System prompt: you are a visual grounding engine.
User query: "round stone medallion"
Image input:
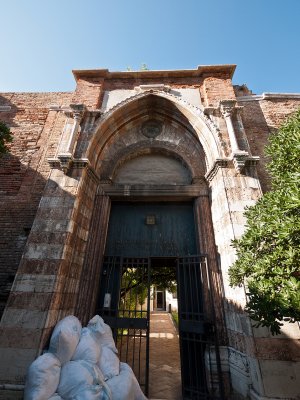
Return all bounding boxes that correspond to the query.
[141,119,163,139]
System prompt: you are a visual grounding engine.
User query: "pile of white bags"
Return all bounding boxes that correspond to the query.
[24,315,147,400]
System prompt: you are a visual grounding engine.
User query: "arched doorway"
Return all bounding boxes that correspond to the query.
[76,93,226,399]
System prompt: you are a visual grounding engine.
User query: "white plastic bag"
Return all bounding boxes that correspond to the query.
[24,353,61,400]
[57,359,111,400]
[97,316,118,353]
[49,395,62,400]
[98,345,120,380]
[71,383,112,400]
[106,362,147,400]
[87,315,107,340]
[49,315,82,364]
[72,327,101,364]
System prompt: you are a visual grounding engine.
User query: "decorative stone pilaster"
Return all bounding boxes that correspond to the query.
[55,104,86,172]
[48,105,102,174]
[219,100,250,173]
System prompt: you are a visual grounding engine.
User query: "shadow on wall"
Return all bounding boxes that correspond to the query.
[0,94,40,318]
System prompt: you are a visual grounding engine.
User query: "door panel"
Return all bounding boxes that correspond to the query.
[105,203,197,257]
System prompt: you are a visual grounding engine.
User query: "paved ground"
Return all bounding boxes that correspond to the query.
[149,312,182,400]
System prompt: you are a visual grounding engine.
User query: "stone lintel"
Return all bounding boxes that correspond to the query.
[100,183,208,199]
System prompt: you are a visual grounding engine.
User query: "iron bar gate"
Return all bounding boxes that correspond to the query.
[98,256,150,396]
[98,255,224,399]
[177,255,224,400]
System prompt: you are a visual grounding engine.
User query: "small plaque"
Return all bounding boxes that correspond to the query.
[141,120,162,139]
[146,215,156,225]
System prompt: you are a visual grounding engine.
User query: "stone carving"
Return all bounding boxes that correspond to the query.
[220,100,236,119]
[228,347,250,375]
[141,119,163,138]
[94,90,220,142]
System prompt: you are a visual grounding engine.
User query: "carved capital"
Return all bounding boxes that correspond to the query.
[57,153,73,173]
[48,156,93,174]
[70,103,87,121]
[219,100,237,118]
[64,103,87,120]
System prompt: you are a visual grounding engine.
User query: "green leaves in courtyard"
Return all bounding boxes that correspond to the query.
[229,109,300,334]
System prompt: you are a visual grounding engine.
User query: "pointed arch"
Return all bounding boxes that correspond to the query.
[86,91,222,176]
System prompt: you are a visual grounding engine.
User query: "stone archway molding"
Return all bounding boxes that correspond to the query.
[87,90,224,175]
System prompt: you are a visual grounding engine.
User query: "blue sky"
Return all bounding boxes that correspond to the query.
[1,0,299,94]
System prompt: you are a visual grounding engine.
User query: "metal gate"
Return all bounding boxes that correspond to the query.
[97,256,223,399]
[177,256,224,400]
[98,256,150,396]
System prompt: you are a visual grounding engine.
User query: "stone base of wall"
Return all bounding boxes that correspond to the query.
[0,387,24,400]
[229,348,251,398]
[249,388,294,400]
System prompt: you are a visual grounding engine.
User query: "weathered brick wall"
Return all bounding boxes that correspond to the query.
[237,97,300,192]
[0,92,72,317]
[201,75,236,107]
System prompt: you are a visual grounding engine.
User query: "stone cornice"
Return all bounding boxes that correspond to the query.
[49,105,101,118]
[72,64,236,81]
[237,93,300,102]
[205,155,260,181]
[205,159,230,182]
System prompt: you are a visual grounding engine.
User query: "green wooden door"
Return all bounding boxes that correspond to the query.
[104,202,197,257]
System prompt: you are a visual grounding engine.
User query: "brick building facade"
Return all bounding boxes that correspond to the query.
[0,65,299,399]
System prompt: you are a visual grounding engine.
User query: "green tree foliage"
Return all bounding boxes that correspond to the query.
[229,110,300,334]
[0,121,12,154]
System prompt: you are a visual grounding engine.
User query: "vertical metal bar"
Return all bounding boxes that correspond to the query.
[205,256,225,400]
[145,257,150,396]
[193,258,200,395]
